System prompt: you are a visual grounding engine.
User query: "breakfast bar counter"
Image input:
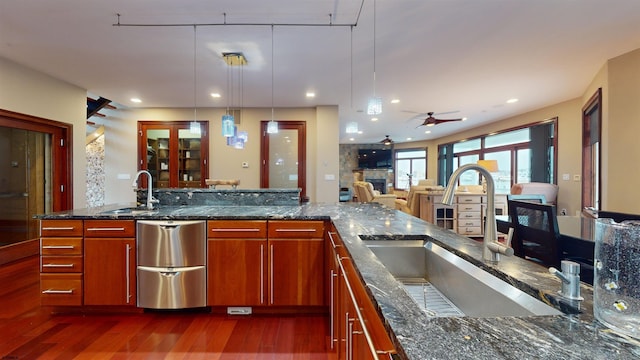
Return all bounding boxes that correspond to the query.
[38,202,640,359]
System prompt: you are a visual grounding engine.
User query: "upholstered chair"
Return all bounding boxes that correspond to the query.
[354,181,397,208]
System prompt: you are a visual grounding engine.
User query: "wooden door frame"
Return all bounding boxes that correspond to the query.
[260,121,307,200]
[0,109,72,211]
[581,88,602,209]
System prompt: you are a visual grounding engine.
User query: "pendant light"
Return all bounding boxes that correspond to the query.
[222,52,235,137]
[190,25,201,134]
[267,25,279,134]
[367,0,382,115]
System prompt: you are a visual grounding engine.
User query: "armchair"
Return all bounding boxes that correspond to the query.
[353,181,397,208]
[510,182,559,205]
[395,179,442,217]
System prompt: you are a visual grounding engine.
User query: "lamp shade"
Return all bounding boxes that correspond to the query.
[477,159,499,172]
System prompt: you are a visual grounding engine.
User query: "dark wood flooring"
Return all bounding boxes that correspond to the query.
[0,256,336,359]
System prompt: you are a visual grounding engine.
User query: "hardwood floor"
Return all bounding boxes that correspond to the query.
[0,256,336,359]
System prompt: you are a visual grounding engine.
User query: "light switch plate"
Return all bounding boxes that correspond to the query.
[324,174,336,181]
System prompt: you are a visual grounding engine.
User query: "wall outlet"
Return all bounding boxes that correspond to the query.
[241,162,249,168]
[573,174,581,181]
[562,173,570,181]
[561,208,567,216]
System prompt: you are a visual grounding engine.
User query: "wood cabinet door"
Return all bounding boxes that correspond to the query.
[207,239,267,306]
[84,238,135,306]
[269,238,324,306]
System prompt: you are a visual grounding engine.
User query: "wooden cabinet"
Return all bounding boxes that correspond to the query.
[336,256,396,360]
[207,220,325,308]
[268,220,324,306]
[138,121,209,189]
[207,220,268,306]
[40,219,84,306]
[83,220,136,306]
[420,193,487,237]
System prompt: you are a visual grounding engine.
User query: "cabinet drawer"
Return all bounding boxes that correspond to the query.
[84,220,135,237]
[456,196,482,204]
[208,220,267,238]
[457,219,481,227]
[41,256,83,273]
[40,273,83,306]
[40,220,83,237]
[458,226,482,235]
[41,238,83,255]
[457,203,482,212]
[457,211,481,220]
[268,220,324,238]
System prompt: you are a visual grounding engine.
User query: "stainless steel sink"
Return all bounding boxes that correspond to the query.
[100,207,157,216]
[365,240,562,317]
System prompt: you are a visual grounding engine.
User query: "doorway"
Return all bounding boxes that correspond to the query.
[0,109,72,264]
[260,121,307,200]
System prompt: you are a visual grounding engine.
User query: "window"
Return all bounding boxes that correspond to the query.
[394,148,426,189]
[438,119,557,193]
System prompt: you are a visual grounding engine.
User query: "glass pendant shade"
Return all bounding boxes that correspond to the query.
[367,97,382,115]
[267,120,279,134]
[222,114,235,137]
[346,122,359,134]
[189,121,201,134]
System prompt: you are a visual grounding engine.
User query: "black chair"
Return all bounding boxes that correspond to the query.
[508,200,562,268]
[597,211,640,223]
[506,194,547,204]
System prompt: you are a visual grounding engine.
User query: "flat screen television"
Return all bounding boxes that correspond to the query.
[358,149,392,169]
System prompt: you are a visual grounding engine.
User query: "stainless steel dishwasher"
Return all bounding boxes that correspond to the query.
[137,220,206,309]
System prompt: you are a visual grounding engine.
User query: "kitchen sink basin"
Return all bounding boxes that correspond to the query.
[365,240,562,318]
[100,207,157,216]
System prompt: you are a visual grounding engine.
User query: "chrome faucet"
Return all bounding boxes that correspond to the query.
[549,260,584,301]
[132,170,159,209]
[441,163,514,263]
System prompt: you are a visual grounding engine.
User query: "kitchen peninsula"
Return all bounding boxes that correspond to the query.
[37,201,640,359]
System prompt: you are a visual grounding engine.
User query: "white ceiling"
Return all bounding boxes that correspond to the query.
[2,0,640,144]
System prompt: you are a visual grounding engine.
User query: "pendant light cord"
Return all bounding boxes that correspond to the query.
[193,25,197,122]
[372,0,377,97]
[271,25,274,120]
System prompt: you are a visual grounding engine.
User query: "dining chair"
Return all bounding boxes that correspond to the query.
[508,200,562,268]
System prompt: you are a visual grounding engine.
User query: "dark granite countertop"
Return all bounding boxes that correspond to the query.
[37,202,640,359]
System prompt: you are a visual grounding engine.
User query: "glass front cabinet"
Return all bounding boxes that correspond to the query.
[138,121,209,189]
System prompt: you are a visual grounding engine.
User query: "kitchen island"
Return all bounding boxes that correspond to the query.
[37,202,640,359]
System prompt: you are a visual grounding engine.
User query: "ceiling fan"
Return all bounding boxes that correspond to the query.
[416,112,463,127]
[380,135,393,145]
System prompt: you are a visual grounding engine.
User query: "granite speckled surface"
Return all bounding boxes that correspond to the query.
[37,202,640,359]
[136,188,301,206]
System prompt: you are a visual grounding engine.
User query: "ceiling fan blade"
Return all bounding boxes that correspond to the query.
[433,118,463,125]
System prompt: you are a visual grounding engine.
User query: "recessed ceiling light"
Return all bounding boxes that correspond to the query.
[424,130,431,134]
[462,117,468,121]
[390,99,400,104]
[349,137,355,141]
[306,92,315,98]
[131,98,142,103]
[371,117,378,121]
[406,137,412,141]
[358,131,363,134]
[506,98,519,104]
[211,93,221,98]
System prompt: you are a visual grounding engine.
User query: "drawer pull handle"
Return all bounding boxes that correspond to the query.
[86,227,125,231]
[42,289,74,294]
[275,229,317,232]
[42,245,74,249]
[42,227,75,231]
[211,228,261,232]
[43,263,74,268]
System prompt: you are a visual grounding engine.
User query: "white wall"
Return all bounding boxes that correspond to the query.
[102,105,340,204]
[0,57,87,208]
